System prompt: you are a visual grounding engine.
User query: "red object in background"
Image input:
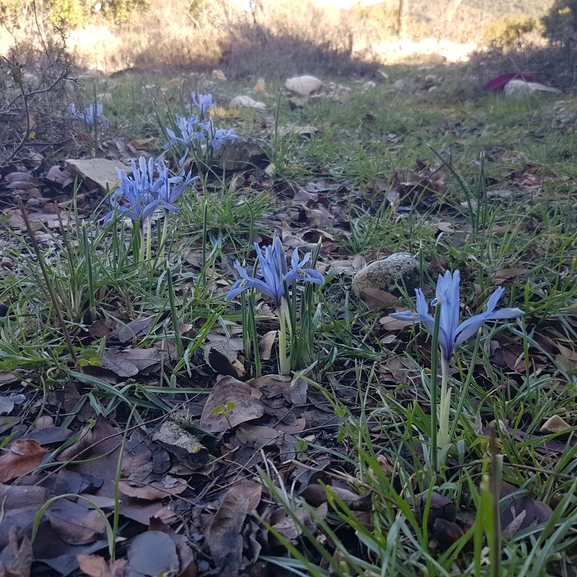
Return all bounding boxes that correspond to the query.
[483,73,535,91]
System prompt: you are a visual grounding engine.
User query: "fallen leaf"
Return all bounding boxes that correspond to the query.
[492,268,530,283]
[0,527,32,577]
[540,415,571,434]
[0,439,47,482]
[127,531,178,576]
[45,499,107,545]
[200,377,264,433]
[360,288,398,310]
[259,330,277,361]
[379,315,415,331]
[499,481,552,531]
[208,348,241,378]
[101,348,160,378]
[77,554,127,577]
[208,480,262,573]
[285,75,325,96]
[116,316,156,343]
[118,477,188,500]
[45,165,75,188]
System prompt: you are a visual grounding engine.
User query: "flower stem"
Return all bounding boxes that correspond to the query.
[159,211,169,261]
[278,298,290,375]
[145,217,152,262]
[437,356,451,461]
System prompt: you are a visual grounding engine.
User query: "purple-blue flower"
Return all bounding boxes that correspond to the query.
[391,270,524,360]
[104,157,194,225]
[199,119,239,151]
[191,93,214,119]
[147,165,199,214]
[225,236,324,306]
[69,102,109,129]
[166,115,205,167]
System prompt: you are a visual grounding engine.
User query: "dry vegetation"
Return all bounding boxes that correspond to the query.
[0,0,563,78]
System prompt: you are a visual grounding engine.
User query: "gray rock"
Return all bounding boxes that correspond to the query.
[66,158,131,194]
[213,135,268,171]
[352,253,420,297]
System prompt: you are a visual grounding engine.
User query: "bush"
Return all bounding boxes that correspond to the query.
[484,15,540,47]
[542,0,577,43]
[0,0,147,33]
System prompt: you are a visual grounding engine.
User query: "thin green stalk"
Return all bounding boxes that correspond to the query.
[201,178,209,286]
[82,222,96,323]
[438,356,451,457]
[248,289,261,377]
[137,224,145,264]
[429,301,442,473]
[489,425,502,577]
[158,212,169,261]
[450,332,482,440]
[165,263,184,359]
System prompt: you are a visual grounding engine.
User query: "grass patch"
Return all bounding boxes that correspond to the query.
[1,60,577,574]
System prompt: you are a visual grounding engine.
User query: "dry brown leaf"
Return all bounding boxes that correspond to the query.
[0,439,47,482]
[259,330,277,360]
[199,377,264,433]
[77,554,127,577]
[45,499,107,545]
[0,527,32,577]
[208,480,262,573]
[492,268,530,283]
[118,478,188,500]
[540,415,571,434]
[360,288,398,310]
[379,315,414,331]
[557,343,577,361]
[500,481,553,531]
[116,316,156,343]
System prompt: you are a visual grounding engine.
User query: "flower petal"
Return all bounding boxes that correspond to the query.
[485,286,505,312]
[225,261,274,302]
[454,306,524,347]
[286,267,324,285]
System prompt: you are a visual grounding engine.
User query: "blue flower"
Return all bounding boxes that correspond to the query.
[199,119,239,152]
[166,114,205,166]
[104,157,194,225]
[225,236,324,306]
[69,102,109,129]
[390,270,524,360]
[191,93,214,119]
[148,165,199,214]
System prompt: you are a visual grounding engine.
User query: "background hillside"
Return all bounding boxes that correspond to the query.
[0,0,570,75]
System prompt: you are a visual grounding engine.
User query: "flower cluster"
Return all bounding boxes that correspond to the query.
[391,270,524,360]
[104,156,197,226]
[225,235,324,307]
[225,234,324,375]
[69,103,109,129]
[166,93,239,167]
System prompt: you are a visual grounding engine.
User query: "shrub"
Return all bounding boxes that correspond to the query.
[484,15,540,47]
[542,0,577,43]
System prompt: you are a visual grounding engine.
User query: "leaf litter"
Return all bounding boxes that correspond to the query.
[0,67,576,577]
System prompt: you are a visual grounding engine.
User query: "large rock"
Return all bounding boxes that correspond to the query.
[352,253,420,297]
[213,135,268,171]
[285,75,325,96]
[66,158,131,194]
[229,95,267,110]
